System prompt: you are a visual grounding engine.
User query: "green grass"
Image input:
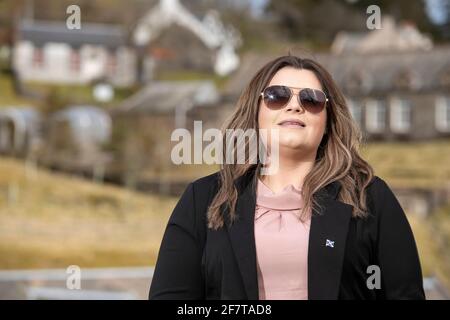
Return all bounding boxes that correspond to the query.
[0,72,136,111]
[0,73,34,107]
[25,81,136,112]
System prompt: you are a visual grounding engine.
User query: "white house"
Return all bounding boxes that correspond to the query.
[13,20,137,87]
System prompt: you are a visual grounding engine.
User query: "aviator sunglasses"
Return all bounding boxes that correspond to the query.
[260,85,329,113]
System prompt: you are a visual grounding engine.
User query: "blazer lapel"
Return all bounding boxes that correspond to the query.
[308,184,353,300]
[226,169,259,300]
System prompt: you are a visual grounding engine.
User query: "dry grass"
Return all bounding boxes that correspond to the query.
[0,157,177,269]
[143,140,450,188]
[0,139,449,274]
[141,163,219,183]
[423,204,450,289]
[360,139,450,190]
[408,209,450,290]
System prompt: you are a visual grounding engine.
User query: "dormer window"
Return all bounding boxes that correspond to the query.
[393,69,421,90]
[345,70,372,94]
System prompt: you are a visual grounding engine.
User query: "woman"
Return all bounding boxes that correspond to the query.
[149,55,425,300]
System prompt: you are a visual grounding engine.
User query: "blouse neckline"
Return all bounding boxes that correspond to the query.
[256,178,304,211]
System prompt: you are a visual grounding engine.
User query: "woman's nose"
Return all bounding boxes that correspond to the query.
[285,96,304,113]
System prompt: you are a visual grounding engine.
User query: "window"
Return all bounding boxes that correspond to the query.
[69,50,80,73]
[365,100,386,133]
[348,99,363,128]
[390,98,412,133]
[345,71,372,94]
[32,47,44,69]
[394,69,421,90]
[439,66,450,88]
[107,52,117,75]
[435,96,450,132]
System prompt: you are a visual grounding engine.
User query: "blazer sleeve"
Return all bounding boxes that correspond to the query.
[372,177,426,300]
[149,182,205,299]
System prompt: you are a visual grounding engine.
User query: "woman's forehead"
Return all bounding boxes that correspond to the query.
[268,67,323,91]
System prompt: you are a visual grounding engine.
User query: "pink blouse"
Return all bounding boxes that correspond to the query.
[254,178,311,300]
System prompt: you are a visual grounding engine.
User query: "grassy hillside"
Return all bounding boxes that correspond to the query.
[360,140,450,190]
[0,73,135,111]
[141,139,450,188]
[0,73,34,107]
[408,207,450,290]
[0,157,177,269]
[0,139,449,291]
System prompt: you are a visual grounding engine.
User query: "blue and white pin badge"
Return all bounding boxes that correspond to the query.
[325,239,335,248]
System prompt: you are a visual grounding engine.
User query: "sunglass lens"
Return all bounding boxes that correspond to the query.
[263,86,291,109]
[299,88,326,113]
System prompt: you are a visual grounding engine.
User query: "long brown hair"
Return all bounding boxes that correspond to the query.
[207,55,374,230]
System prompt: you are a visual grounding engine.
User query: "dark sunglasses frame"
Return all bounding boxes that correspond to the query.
[260,85,329,113]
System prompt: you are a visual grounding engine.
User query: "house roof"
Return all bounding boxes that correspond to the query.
[224,47,450,98]
[315,46,450,94]
[331,16,433,55]
[50,105,112,145]
[17,20,128,49]
[115,80,220,114]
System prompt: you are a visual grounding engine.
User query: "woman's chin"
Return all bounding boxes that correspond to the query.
[278,139,308,151]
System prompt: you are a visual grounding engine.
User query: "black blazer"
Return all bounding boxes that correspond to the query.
[149,168,425,300]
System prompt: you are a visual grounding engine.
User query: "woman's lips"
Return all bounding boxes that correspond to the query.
[278,119,306,128]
